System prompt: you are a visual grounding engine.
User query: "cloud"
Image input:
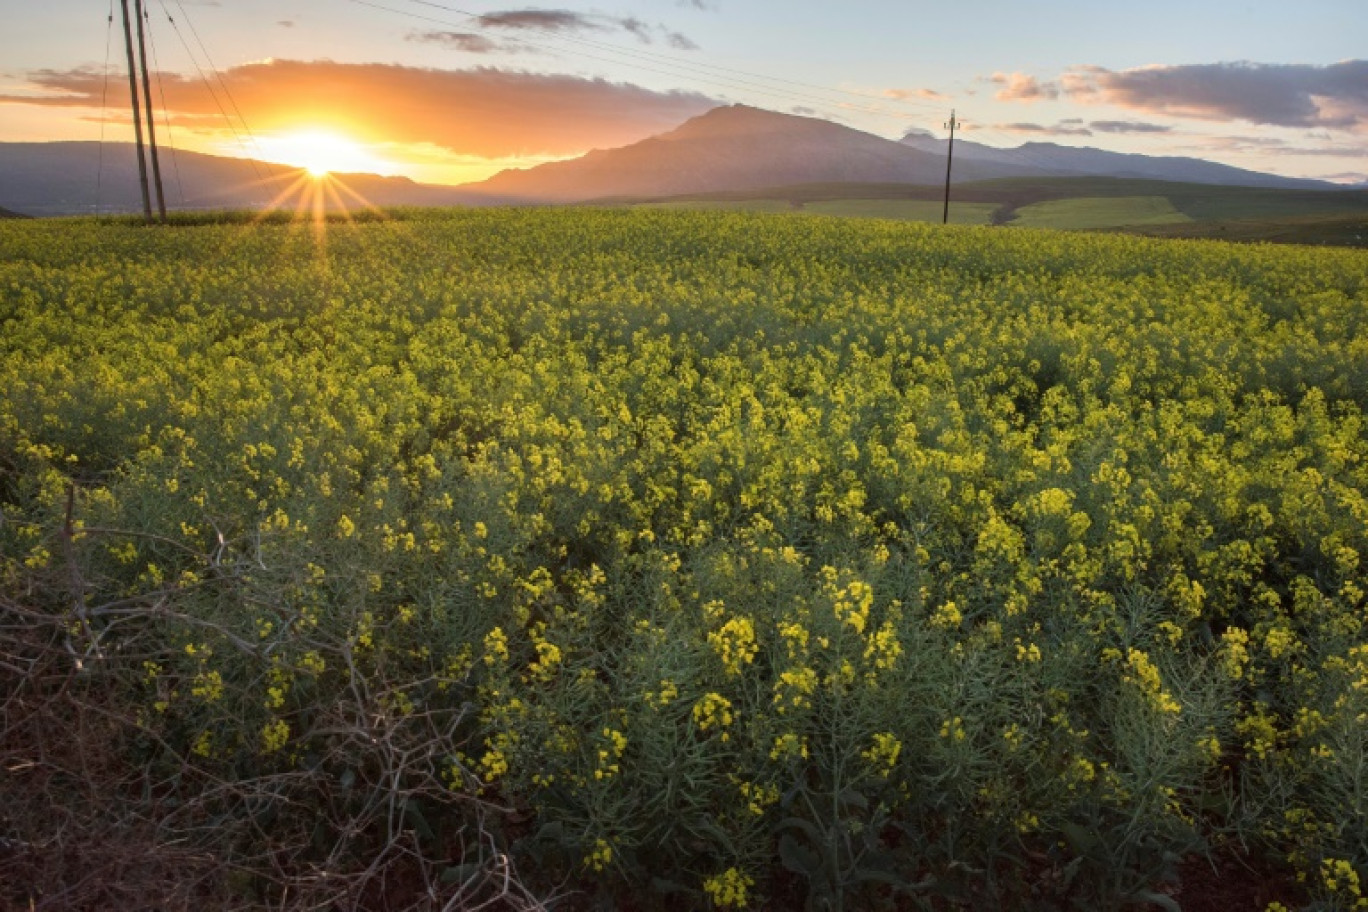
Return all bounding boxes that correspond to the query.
[1089,119,1172,134]
[408,31,517,54]
[6,61,718,158]
[476,9,595,31]
[1063,60,1368,129]
[997,121,1093,137]
[476,8,698,46]
[990,72,1059,103]
[885,87,947,102]
[1193,134,1368,158]
[277,20,294,28]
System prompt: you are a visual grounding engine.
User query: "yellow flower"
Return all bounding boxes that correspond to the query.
[585,838,613,872]
[693,693,734,739]
[770,732,808,761]
[861,732,902,777]
[483,626,510,665]
[1123,648,1181,716]
[260,718,290,754]
[772,666,817,712]
[708,616,759,676]
[703,867,754,908]
[930,601,962,631]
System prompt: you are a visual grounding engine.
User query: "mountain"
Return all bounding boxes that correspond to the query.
[4,108,1339,216]
[458,105,1055,203]
[0,206,28,218]
[898,132,1330,190]
[0,142,496,216]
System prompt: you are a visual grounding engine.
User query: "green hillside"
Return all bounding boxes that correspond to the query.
[626,177,1368,245]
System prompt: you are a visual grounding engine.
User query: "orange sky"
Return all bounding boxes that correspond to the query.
[2,1,1365,186]
[9,60,716,184]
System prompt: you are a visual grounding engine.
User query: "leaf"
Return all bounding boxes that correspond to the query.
[403,800,435,841]
[779,832,822,877]
[650,877,688,894]
[440,863,482,885]
[836,788,869,812]
[1130,891,1182,912]
[779,816,825,845]
[1059,821,1100,857]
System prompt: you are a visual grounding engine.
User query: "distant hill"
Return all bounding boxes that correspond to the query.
[458,105,1056,203]
[0,205,28,218]
[4,107,1342,216]
[898,132,1331,191]
[0,142,496,216]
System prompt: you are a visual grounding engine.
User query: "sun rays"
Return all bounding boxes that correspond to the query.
[241,131,391,246]
[255,130,393,179]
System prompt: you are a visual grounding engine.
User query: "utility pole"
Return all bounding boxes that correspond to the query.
[119,0,153,222]
[134,0,166,221]
[941,109,958,225]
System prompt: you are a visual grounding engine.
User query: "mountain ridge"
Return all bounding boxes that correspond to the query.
[0,106,1343,216]
[897,131,1329,191]
[0,141,498,216]
[458,104,1056,202]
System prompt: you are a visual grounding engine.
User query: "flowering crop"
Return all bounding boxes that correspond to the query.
[3,208,1368,908]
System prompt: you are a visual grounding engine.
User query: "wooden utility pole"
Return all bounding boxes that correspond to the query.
[134,0,167,221]
[941,109,958,225]
[119,0,153,222]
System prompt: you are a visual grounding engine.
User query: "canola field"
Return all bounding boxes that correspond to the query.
[3,209,1368,910]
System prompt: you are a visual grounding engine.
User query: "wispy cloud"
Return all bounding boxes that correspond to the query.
[1089,120,1172,134]
[1063,60,1368,130]
[477,9,594,32]
[407,31,520,54]
[5,61,718,158]
[1190,134,1368,158]
[996,121,1093,137]
[476,8,699,47]
[990,72,1060,103]
[885,87,947,102]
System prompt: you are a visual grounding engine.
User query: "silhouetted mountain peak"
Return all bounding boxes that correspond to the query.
[660,104,839,141]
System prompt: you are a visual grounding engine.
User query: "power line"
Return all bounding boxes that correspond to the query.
[144,0,186,207]
[172,0,279,176]
[153,0,267,180]
[119,0,153,221]
[135,0,168,220]
[404,0,948,115]
[342,0,944,129]
[96,0,115,217]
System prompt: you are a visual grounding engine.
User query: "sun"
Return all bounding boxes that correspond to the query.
[256,129,391,178]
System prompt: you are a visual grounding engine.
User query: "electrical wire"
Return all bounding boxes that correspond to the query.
[171,0,273,170]
[413,0,949,114]
[406,0,948,115]
[152,0,264,180]
[95,0,115,217]
[342,0,944,129]
[144,2,186,206]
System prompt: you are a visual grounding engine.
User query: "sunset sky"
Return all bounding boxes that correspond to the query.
[3,0,1366,185]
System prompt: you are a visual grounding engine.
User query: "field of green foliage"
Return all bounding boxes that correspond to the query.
[3,209,1368,910]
